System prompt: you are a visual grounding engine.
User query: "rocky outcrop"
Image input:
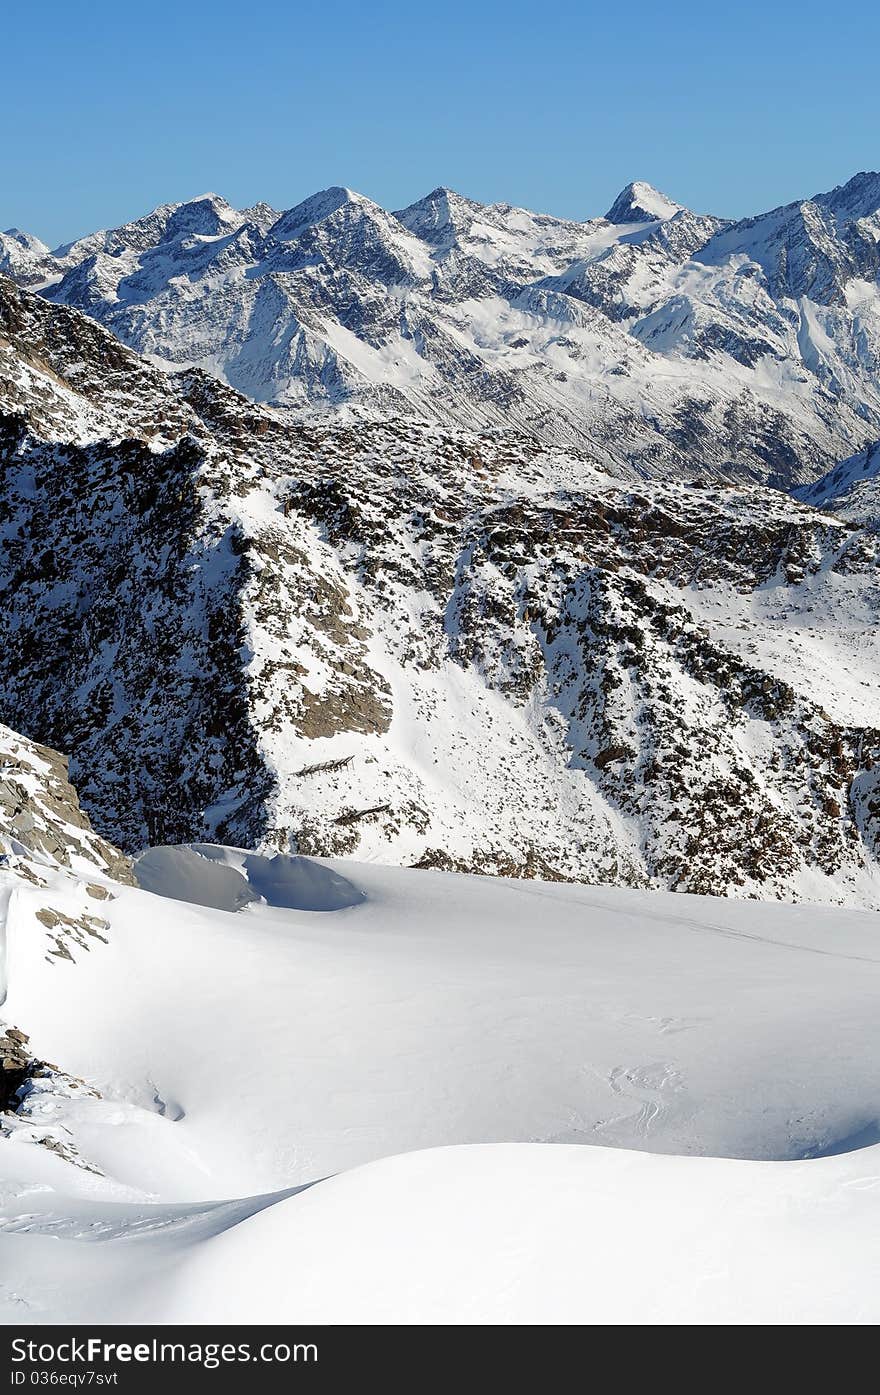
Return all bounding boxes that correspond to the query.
[0,724,132,883]
[0,1027,32,1111]
[0,732,124,1155]
[0,1024,104,1174]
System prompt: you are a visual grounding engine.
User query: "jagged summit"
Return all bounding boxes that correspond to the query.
[267,185,374,242]
[47,192,240,265]
[0,227,56,286]
[161,193,240,240]
[813,169,880,220]
[3,226,48,248]
[604,180,685,224]
[241,199,281,232]
[393,186,485,243]
[399,184,471,209]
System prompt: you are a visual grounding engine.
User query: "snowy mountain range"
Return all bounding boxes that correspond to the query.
[2,270,880,905]
[6,170,880,487]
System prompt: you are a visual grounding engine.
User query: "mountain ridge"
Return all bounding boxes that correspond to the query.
[2,273,880,904]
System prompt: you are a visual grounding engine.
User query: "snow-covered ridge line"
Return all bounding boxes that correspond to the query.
[794,438,880,526]
[2,275,880,904]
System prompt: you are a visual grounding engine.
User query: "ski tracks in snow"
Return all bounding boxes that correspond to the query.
[595,1061,685,1140]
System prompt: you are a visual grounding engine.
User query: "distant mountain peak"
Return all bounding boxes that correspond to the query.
[394,186,485,245]
[241,200,281,233]
[813,169,880,221]
[605,181,684,224]
[267,186,374,243]
[0,226,54,285]
[163,193,240,240]
[3,226,47,249]
[418,185,479,210]
[179,190,228,206]
[7,166,880,501]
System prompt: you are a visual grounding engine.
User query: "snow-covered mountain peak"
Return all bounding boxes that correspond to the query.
[393,186,487,246]
[0,228,56,286]
[694,177,880,307]
[161,192,241,241]
[260,185,436,292]
[267,185,375,243]
[48,192,242,269]
[51,204,176,262]
[605,180,685,224]
[2,227,48,252]
[241,199,281,233]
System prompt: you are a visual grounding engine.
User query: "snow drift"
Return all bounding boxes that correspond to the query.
[135,844,365,913]
[3,1141,880,1325]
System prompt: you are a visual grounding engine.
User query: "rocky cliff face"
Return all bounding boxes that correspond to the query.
[8,171,880,489]
[2,274,879,904]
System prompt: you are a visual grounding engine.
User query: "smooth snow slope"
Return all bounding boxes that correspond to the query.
[4,1142,880,1325]
[5,852,880,1188]
[2,852,879,1323]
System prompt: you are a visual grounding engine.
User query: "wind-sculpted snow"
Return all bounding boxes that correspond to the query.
[1,275,880,904]
[5,1141,880,1324]
[9,170,880,486]
[6,858,880,1180]
[134,845,258,912]
[135,844,364,912]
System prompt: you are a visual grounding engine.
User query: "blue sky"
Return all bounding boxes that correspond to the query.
[4,0,879,246]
